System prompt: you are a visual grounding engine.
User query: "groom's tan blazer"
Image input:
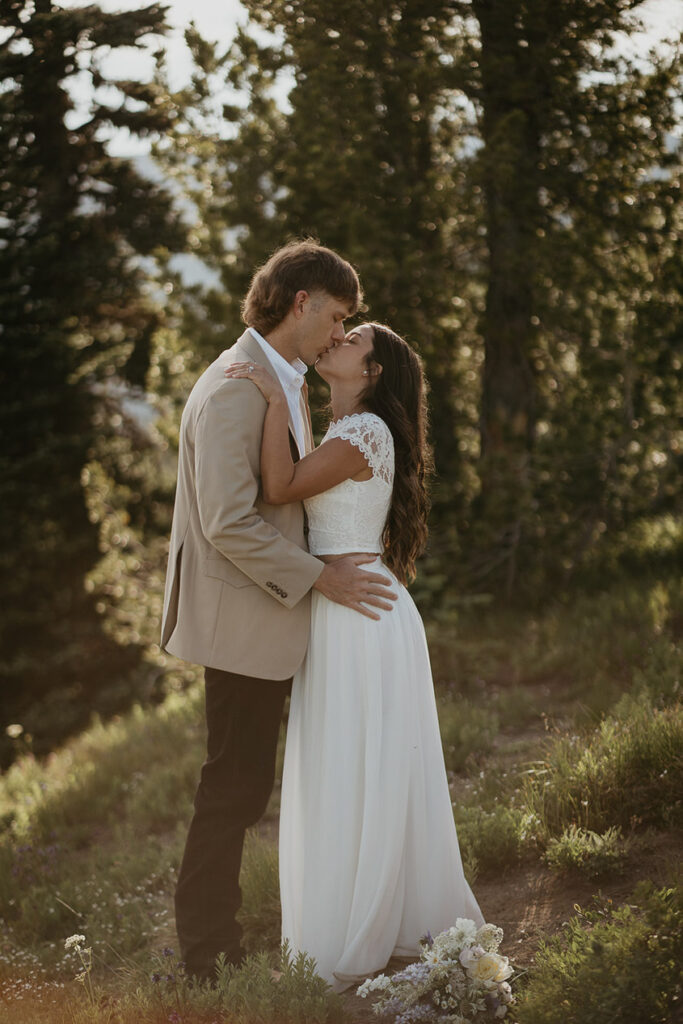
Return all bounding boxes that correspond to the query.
[161,329,324,679]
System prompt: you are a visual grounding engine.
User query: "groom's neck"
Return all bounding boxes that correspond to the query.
[262,322,299,364]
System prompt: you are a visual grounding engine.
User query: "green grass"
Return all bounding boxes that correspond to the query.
[0,690,207,960]
[0,569,681,1020]
[437,694,500,772]
[0,943,346,1024]
[519,690,683,841]
[428,572,682,722]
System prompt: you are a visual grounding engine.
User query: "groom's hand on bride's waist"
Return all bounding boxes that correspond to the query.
[313,556,398,620]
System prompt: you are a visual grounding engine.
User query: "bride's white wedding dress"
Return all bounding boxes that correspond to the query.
[279,411,484,992]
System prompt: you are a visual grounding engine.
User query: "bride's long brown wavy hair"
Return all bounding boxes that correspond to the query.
[359,323,433,584]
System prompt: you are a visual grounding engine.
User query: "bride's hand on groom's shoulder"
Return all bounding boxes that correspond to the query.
[224,362,285,406]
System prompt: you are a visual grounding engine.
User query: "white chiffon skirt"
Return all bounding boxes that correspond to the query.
[279,558,485,992]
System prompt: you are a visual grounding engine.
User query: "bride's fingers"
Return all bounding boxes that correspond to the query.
[224,363,256,374]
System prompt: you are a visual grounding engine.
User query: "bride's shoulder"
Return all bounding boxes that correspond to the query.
[327,410,391,437]
[325,412,394,480]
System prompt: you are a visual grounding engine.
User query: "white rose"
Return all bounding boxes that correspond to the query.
[466,952,512,986]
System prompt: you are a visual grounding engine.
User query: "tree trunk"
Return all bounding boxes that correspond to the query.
[471,0,540,595]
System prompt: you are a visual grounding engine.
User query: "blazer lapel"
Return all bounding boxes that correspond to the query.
[231,330,301,456]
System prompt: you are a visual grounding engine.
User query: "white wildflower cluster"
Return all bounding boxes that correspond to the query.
[64,934,86,951]
[473,924,504,953]
[357,974,393,997]
[431,919,479,959]
[357,919,516,1023]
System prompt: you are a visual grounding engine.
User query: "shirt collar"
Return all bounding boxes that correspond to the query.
[248,327,306,391]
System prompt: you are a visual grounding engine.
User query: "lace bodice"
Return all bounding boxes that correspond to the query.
[304,412,394,556]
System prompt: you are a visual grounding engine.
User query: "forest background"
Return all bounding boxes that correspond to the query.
[1,0,681,764]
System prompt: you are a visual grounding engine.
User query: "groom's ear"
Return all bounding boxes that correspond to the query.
[293,289,310,319]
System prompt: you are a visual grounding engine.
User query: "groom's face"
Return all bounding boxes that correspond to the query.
[292,290,354,366]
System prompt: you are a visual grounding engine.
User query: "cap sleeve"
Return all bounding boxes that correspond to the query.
[324,412,394,485]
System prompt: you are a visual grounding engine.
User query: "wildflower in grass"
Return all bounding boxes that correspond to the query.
[162,946,174,957]
[64,933,95,1006]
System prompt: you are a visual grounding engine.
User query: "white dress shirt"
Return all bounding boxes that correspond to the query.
[248,327,307,457]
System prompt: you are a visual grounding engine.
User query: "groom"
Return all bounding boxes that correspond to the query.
[160,239,396,982]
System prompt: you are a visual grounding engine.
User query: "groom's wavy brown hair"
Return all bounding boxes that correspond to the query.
[242,239,364,334]
[360,324,433,585]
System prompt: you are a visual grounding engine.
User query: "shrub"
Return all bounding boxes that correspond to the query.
[211,943,347,1023]
[515,879,683,1024]
[543,823,632,879]
[454,803,537,877]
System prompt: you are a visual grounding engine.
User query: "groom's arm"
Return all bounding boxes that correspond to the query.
[195,379,323,609]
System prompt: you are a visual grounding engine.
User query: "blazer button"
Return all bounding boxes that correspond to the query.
[281,591,288,598]
[266,581,274,588]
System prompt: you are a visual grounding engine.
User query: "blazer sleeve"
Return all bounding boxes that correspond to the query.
[195,378,324,609]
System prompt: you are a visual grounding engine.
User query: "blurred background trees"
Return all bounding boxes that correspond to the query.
[0,0,185,753]
[1,0,681,760]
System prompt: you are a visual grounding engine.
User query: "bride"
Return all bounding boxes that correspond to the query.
[225,322,484,991]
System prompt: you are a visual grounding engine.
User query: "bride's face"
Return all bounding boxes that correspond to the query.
[314,324,377,383]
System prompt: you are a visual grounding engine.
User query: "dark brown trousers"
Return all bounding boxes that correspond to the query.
[174,666,291,980]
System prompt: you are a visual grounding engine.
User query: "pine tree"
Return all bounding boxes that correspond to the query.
[452,0,682,593]
[0,0,184,753]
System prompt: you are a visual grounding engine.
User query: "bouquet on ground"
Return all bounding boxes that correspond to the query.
[357,918,517,1023]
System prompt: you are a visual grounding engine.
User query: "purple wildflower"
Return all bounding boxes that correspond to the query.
[391,962,433,986]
